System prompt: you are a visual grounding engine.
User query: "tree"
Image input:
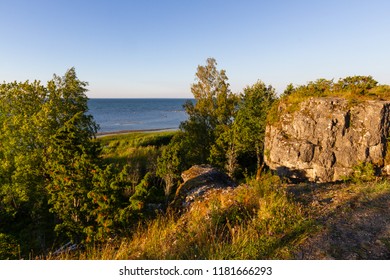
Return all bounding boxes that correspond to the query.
[44,69,101,243]
[156,137,182,200]
[335,75,378,94]
[282,83,295,97]
[45,112,100,242]
[180,58,238,166]
[0,68,101,255]
[0,80,53,254]
[209,125,238,177]
[234,81,277,179]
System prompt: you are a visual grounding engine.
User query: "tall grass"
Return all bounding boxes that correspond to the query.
[98,131,176,149]
[95,131,177,187]
[80,174,314,260]
[49,175,390,260]
[98,131,175,164]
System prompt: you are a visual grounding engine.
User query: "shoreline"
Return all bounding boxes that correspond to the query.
[96,127,178,138]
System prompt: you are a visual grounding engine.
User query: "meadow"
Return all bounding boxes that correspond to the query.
[98,130,176,166]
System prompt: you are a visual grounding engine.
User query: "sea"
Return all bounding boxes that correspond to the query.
[87,98,192,134]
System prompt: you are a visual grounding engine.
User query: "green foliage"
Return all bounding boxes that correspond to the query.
[282,83,295,97]
[0,68,160,256]
[88,165,121,241]
[0,68,100,256]
[209,125,238,177]
[75,132,175,243]
[156,137,183,198]
[179,58,239,166]
[268,76,390,126]
[44,89,100,243]
[208,80,277,179]
[344,162,377,183]
[86,164,143,242]
[335,76,378,94]
[0,81,49,238]
[234,81,277,178]
[130,172,163,211]
[0,233,19,259]
[99,132,174,172]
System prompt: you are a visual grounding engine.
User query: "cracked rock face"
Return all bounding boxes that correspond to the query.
[264,97,390,182]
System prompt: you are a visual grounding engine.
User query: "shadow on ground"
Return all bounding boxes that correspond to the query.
[287,181,390,259]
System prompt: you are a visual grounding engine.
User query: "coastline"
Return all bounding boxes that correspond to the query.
[96,127,178,138]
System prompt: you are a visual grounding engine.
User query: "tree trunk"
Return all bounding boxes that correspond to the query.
[256,162,265,181]
[255,146,264,181]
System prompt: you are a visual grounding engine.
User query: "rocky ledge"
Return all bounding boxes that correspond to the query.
[265,97,390,182]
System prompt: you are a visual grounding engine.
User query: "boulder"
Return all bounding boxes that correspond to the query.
[264,97,390,182]
[170,164,237,210]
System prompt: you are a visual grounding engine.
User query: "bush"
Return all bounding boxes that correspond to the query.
[350,162,377,183]
[0,233,19,259]
[267,76,390,126]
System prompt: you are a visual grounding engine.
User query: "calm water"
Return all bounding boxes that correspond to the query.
[87,98,192,133]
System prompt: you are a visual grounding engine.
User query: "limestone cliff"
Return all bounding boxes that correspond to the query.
[264,97,390,182]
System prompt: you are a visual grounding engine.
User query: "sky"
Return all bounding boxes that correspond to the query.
[1,0,389,98]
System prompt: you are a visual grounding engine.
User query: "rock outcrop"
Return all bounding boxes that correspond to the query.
[264,97,390,182]
[170,165,237,210]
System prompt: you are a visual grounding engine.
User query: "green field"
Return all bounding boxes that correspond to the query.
[98,130,176,166]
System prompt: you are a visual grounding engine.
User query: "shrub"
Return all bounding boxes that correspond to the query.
[267,76,390,126]
[0,233,19,259]
[351,162,377,183]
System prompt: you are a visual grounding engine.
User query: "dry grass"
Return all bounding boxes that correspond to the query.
[47,162,390,260]
[51,173,313,260]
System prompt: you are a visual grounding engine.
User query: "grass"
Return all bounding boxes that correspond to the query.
[98,130,176,149]
[50,174,390,260]
[51,173,315,260]
[96,130,176,167]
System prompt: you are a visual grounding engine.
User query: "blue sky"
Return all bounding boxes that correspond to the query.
[1,0,389,98]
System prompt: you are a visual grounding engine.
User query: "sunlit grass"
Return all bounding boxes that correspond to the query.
[74,174,314,260]
[48,176,390,260]
[98,130,176,149]
[96,130,176,167]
